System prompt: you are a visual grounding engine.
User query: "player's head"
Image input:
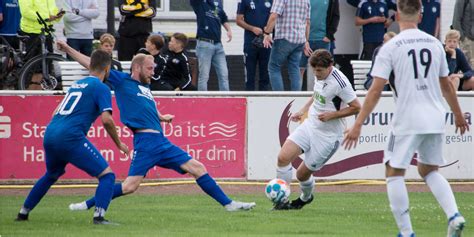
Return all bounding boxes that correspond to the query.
[89,49,112,82]
[383,31,397,43]
[169,33,188,53]
[445,29,461,50]
[131,53,156,84]
[309,49,334,80]
[145,34,165,53]
[396,0,422,23]
[99,33,116,55]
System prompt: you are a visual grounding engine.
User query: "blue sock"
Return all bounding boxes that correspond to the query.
[86,183,123,209]
[196,173,232,206]
[94,173,115,211]
[24,172,58,211]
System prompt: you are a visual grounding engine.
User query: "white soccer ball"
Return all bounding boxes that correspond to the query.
[265,178,290,204]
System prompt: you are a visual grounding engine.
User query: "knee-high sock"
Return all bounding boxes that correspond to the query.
[93,173,115,217]
[196,173,232,206]
[299,175,314,202]
[86,183,123,209]
[424,171,459,219]
[276,164,293,186]
[386,176,413,236]
[22,173,58,212]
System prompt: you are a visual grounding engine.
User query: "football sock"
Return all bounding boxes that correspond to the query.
[196,173,232,206]
[86,183,123,209]
[94,173,115,212]
[23,172,58,211]
[276,164,293,186]
[386,176,413,236]
[424,171,459,219]
[94,207,106,218]
[299,175,314,202]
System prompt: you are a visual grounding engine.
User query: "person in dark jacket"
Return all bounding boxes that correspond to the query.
[152,33,197,91]
[445,30,474,91]
[117,0,156,61]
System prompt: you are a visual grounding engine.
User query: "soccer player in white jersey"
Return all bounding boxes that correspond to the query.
[342,0,470,236]
[273,49,361,210]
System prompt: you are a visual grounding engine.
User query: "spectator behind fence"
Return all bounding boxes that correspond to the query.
[299,0,340,80]
[0,0,21,50]
[190,0,231,91]
[135,34,167,89]
[263,0,311,91]
[99,33,122,72]
[453,0,474,67]
[63,0,100,58]
[153,33,196,91]
[117,0,156,61]
[445,30,474,91]
[236,0,272,91]
[18,0,64,60]
[364,31,396,91]
[418,0,440,38]
[355,0,389,60]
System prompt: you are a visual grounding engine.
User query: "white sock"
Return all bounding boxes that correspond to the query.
[424,171,459,219]
[19,207,30,215]
[94,207,106,218]
[276,164,293,186]
[299,176,314,202]
[386,176,413,236]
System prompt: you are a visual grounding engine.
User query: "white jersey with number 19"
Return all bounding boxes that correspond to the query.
[371,28,450,135]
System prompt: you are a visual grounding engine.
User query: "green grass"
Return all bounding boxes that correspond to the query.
[1,193,473,237]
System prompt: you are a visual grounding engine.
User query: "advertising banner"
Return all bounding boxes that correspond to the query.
[247,96,474,180]
[0,96,247,180]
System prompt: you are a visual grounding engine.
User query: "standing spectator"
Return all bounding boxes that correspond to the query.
[355,0,389,60]
[0,0,21,49]
[444,30,474,91]
[99,33,122,72]
[263,0,311,91]
[63,0,100,58]
[117,0,156,61]
[453,0,474,67]
[190,0,231,91]
[18,0,64,59]
[418,0,440,38]
[236,0,272,91]
[299,0,340,80]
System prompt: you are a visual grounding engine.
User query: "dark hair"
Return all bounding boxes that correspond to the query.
[309,49,334,68]
[89,49,112,72]
[148,34,165,50]
[172,32,188,48]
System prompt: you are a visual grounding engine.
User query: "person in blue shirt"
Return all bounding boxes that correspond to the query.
[236,0,272,91]
[355,0,389,60]
[190,0,231,91]
[57,41,257,212]
[0,0,21,49]
[15,50,130,225]
[418,0,440,38]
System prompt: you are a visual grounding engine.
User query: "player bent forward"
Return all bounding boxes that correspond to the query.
[273,49,361,210]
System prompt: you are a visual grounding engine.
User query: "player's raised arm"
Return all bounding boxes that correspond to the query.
[57,40,91,69]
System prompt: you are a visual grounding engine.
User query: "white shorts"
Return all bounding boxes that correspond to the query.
[287,121,341,171]
[383,131,445,169]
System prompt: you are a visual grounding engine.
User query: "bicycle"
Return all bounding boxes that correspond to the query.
[0,12,67,90]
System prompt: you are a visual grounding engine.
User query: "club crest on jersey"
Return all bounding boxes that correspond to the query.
[137,85,154,101]
[432,7,437,13]
[265,1,271,8]
[313,91,326,105]
[172,58,180,64]
[379,7,385,13]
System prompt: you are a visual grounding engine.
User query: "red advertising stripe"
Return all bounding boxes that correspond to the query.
[0,96,246,180]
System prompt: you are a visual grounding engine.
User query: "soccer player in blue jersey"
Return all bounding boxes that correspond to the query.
[57,41,256,212]
[15,50,130,224]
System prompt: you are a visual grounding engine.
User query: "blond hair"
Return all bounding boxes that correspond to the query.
[445,30,461,41]
[385,31,397,40]
[131,53,154,71]
[100,33,116,45]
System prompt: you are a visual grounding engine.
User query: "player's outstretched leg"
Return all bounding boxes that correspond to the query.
[16,171,61,221]
[92,172,116,225]
[70,183,124,211]
[290,175,314,210]
[386,176,414,237]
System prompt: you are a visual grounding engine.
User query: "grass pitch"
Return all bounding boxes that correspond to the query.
[1,192,473,237]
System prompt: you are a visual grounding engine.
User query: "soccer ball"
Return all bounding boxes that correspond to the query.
[265,178,290,204]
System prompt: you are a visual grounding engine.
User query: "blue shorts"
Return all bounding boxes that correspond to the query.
[129,132,192,176]
[43,138,109,179]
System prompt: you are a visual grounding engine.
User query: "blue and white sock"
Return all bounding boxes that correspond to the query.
[94,173,115,213]
[196,173,232,206]
[86,183,123,209]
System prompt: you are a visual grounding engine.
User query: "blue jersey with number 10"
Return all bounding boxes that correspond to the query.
[45,77,113,142]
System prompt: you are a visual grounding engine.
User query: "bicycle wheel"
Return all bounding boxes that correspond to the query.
[18,54,67,90]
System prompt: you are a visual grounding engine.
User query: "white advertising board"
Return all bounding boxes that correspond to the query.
[247,95,474,180]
